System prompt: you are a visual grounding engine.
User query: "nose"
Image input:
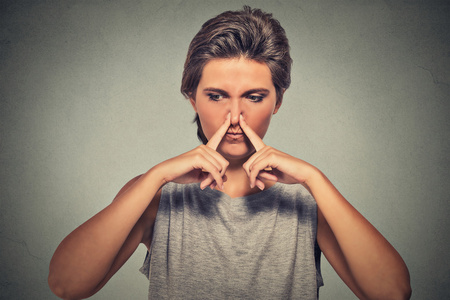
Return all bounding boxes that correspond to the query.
[229,99,242,126]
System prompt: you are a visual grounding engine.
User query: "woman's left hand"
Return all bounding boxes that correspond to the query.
[242,114,412,298]
[240,115,317,190]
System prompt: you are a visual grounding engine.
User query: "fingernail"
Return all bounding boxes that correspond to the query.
[257,182,264,190]
[227,112,231,119]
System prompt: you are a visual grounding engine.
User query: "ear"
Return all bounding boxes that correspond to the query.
[189,97,197,113]
[273,90,285,115]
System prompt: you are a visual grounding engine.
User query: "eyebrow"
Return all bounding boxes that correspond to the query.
[241,88,270,97]
[203,88,230,97]
[202,87,270,97]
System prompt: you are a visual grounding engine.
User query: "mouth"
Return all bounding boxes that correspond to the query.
[226,132,243,137]
[226,128,244,140]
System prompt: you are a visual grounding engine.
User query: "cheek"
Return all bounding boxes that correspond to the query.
[246,112,273,138]
[197,107,222,139]
[241,100,276,137]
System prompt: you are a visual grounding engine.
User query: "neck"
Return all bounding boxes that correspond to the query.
[226,155,250,169]
[219,156,275,198]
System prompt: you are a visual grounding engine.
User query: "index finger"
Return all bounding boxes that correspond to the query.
[206,113,231,150]
[239,114,265,151]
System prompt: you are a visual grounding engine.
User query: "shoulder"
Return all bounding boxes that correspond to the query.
[276,182,313,197]
[159,182,203,201]
[273,183,317,208]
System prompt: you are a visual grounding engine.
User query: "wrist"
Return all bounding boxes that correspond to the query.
[144,163,170,190]
[300,165,324,189]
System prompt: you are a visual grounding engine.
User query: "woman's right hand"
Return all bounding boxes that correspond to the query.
[156,113,230,190]
[48,117,230,299]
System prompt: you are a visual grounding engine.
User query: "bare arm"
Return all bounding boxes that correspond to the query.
[311,171,411,300]
[239,115,411,300]
[48,171,163,299]
[48,117,231,299]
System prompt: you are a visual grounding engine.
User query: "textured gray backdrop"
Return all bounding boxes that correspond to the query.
[1,0,449,299]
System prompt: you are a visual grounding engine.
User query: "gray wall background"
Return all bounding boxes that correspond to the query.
[1,0,449,299]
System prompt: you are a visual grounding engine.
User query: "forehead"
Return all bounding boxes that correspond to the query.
[199,58,275,91]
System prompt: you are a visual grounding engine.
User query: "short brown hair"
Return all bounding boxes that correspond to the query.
[181,6,292,144]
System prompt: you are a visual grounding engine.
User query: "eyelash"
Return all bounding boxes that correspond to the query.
[247,95,264,103]
[207,94,265,103]
[207,94,224,101]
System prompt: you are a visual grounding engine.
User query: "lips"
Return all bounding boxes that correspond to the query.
[226,128,244,140]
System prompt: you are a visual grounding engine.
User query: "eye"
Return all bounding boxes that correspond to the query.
[247,95,264,102]
[207,93,224,101]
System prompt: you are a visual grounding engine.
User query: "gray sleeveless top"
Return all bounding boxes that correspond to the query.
[140,182,323,299]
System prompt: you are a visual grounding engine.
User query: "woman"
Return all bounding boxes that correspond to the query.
[48,6,411,299]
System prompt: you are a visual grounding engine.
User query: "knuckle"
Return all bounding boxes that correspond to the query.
[193,153,204,160]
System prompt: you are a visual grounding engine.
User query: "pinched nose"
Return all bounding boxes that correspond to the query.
[230,114,240,125]
[229,102,243,125]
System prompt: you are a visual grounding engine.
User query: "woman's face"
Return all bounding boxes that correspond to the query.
[190,57,281,160]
